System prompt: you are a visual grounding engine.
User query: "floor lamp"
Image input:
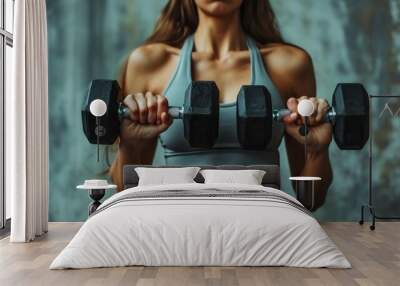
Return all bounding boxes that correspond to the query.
[359,95,400,230]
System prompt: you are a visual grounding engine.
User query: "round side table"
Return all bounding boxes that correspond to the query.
[77,182,117,216]
[289,176,322,211]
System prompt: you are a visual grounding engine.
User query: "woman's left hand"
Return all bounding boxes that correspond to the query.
[283,96,333,152]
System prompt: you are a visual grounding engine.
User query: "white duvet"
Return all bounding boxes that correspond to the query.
[50,183,350,269]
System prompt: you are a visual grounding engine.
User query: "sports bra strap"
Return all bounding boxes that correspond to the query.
[162,35,194,98]
[246,37,277,90]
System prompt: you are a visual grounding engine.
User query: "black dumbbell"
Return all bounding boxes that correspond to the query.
[237,83,369,150]
[333,83,369,149]
[82,79,219,148]
[236,85,289,149]
[296,83,370,150]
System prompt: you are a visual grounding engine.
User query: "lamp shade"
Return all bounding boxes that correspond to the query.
[89,99,107,117]
[298,99,314,117]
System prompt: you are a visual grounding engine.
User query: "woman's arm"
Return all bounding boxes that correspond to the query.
[110,138,157,192]
[110,46,171,191]
[283,49,333,210]
[285,124,333,210]
[262,45,333,210]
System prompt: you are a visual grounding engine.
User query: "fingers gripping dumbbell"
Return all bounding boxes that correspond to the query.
[82,79,219,149]
[237,83,369,150]
[293,83,370,150]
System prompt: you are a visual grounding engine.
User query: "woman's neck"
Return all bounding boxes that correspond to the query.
[194,10,246,59]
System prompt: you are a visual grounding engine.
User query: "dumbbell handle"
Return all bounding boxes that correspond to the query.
[274,106,337,137]
[274,108,336,123]
[273,109,291,121]
[119,104,184,120]
[274,98,337,124]
[116,100,337,123]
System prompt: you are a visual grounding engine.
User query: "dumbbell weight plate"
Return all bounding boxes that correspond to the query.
[332,83,369,150]
[82,80,121,144]
[237,85,273,149]
[183,81,219,148]
[83,79,220,148]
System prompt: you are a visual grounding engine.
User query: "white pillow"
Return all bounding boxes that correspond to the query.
[200,169,266,185]
[135,167,200,186]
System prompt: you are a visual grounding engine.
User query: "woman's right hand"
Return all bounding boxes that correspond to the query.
[120,92,172,143]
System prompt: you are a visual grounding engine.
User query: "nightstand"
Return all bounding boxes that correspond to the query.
[289,176,321,211]
[77,180,117,216]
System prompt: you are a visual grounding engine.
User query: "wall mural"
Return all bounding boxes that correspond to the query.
[47,0,400,221]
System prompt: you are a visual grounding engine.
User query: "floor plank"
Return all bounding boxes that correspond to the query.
[0,222,399,286]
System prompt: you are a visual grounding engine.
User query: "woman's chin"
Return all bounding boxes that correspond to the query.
[200,2,240,17]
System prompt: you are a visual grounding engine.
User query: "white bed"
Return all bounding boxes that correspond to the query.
[50,182,350,269]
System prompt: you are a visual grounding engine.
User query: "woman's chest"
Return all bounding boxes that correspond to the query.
[192,59,251,104]
[150,56,252,104]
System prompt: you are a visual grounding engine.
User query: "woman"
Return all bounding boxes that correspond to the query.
[110,0,333,210]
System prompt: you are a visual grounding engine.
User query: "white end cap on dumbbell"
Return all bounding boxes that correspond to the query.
[90,99,107,117]
[298,99,315,117]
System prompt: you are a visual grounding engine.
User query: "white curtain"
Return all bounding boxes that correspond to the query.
[7,0,49,242]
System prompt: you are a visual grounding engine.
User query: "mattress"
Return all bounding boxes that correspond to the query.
[50,183,350,269]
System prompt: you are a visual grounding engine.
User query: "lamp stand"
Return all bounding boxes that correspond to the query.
[359,95,400,230]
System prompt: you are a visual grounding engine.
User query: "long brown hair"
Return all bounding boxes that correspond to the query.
[118,0,284,92]
[144,0,284,47]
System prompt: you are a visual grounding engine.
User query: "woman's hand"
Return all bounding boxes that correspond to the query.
[120,92,172,144]
[283,96,332,152]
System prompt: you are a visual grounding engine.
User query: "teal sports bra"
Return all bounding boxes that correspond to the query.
[155,35,285,165]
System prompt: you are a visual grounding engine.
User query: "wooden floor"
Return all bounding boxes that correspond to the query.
[0,222,399,286]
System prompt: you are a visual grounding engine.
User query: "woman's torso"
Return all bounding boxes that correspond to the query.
[142,36,286,165]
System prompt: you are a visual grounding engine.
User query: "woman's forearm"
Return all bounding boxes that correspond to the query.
[110,138,157,191]
[300,149,332,209]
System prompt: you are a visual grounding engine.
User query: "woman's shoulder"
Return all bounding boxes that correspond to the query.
[126,43,180,74]
[123,43,180,92]
[259,43,313,77]
[258,43,315,99]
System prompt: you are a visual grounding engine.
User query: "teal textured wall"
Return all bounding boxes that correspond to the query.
[47,0,400,221]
